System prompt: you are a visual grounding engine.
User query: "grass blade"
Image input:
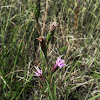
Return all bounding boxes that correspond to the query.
[88,94,100,100]
[46,80,53,100]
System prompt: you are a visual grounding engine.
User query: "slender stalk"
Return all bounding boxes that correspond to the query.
[41,0,48,36]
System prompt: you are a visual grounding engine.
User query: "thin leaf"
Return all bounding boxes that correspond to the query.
[88,94,100,100]
[46,80,53,100]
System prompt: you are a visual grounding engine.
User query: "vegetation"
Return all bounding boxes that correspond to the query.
[0,0,100,100]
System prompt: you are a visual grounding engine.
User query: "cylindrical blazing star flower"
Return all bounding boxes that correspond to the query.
[52,55,66,72]
[33,66,42,76]
[33,66,45,82]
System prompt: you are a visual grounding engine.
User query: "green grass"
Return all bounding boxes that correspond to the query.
[0,0,100,100]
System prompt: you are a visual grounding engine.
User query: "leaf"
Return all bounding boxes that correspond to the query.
[91,72,100,79]
[40,50,45,72]
[46,80,53,100]
[0,72,11,91]
[46,33,51,47]
[88,94,100,100]
[59,46,68,53]
[54,76,56,100]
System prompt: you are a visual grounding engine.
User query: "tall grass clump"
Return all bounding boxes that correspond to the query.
[0,0,100,100]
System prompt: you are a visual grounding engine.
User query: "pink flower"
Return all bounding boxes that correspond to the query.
[52,55,66,71]
[56,55,66,68]
[33,66,45,82]
[33,66,42,76]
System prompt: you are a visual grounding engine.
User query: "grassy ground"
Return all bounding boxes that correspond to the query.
[0,0,100,100]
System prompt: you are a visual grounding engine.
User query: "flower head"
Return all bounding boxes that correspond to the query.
[52,55,66,71]
[33,66,42,76]
[56,55,66,68]
[33,66,46,82]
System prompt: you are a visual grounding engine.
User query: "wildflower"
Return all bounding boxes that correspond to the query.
[34,66,45,82]
[50,22,58,31]
[56,55,66,68]
[52,55,66,71]
[34,66,42,76]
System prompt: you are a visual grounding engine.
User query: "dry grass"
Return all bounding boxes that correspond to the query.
[0,0,100,100]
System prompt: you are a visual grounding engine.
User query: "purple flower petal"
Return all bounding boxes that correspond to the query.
[56,58,60,64]
[52,55,66,72]
[34,66,42,75]
[33,71,41,76]
[33,66,45,82]
[56,55,66,68]
[59,63,66,68]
